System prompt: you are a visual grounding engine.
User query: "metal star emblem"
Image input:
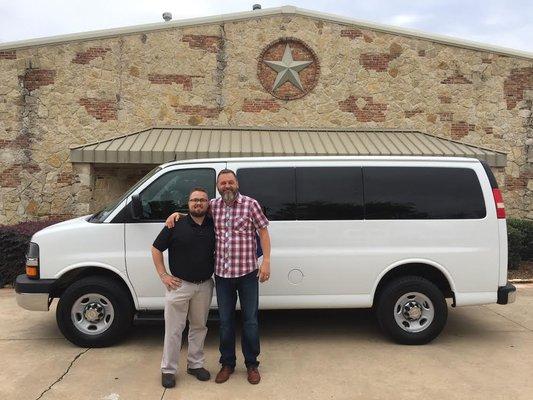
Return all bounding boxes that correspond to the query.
[263,44,313,92]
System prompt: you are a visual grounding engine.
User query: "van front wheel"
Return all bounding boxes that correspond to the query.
[376,276,447,345]
[56,276,133,347]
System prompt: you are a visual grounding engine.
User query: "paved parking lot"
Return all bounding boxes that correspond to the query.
[1,285,533,400]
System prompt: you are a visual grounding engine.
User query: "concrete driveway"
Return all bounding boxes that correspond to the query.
[1,285,533,400]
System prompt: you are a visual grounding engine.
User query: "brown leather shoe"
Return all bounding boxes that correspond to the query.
[247,366,261,384]
[215,365,234,384]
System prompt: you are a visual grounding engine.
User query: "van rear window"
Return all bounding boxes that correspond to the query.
[364,167,486,219]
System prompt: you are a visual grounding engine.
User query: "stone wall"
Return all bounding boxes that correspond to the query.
[0,14,532,223]
[91,164,153,212]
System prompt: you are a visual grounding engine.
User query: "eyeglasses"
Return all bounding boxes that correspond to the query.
[189,198,208,203]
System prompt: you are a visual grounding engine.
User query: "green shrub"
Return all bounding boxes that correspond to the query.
[507,218,533,270]
[508,218,533,260]
[0,219,63,286]
[507,223,526,270]
[0,230,30,287]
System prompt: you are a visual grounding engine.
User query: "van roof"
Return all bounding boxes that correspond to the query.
[160,156,482,169]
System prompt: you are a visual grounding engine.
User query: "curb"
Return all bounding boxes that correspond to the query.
[509,279,533,284]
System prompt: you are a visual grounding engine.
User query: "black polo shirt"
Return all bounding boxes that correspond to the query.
[152,215,215,282]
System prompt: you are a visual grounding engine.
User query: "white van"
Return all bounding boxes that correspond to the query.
[15,156,516,347]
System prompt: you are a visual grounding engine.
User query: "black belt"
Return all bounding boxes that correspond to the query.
[183,277,212,285]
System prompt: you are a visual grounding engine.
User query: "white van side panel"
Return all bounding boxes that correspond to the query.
[125,221,168,307]
[454,292,497,306]
[261,218,498,307]
[259,294,373,309]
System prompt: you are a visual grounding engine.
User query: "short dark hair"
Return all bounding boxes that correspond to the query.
[217,169,237,181]
[188,187,208,199]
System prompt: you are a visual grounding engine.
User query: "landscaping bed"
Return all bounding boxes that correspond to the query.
[508,261,533,282]
[0,219,63,287]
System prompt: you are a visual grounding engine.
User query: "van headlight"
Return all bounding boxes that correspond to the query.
[26,242,40,279]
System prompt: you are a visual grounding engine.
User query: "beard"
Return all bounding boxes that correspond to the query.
[190,208,208,217]
[221,189,237,203]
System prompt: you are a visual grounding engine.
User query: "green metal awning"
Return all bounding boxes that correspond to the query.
[70,126,507,167]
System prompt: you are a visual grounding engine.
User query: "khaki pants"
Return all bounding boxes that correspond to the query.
[161,278,214,374]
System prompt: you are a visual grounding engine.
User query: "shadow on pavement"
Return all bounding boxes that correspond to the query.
[123,306,513,348]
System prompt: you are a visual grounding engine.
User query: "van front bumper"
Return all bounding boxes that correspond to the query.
[15,274,55,311]
[497,283,517,305]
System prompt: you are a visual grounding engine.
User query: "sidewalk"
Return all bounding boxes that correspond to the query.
[1,285,532,400]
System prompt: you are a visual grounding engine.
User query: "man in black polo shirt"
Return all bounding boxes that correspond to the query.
[151,187,215,389]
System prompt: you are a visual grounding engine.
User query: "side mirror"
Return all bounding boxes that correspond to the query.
[131,194,143,220]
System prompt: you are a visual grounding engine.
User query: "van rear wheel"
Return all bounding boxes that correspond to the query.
[56,276,133,347]
[376,276,447,345]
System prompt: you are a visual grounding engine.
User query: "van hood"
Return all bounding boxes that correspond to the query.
[32,215,92,242]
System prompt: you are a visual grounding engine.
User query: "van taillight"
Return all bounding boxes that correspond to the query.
[492,188,506,219]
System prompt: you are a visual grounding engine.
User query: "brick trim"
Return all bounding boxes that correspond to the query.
[78,98,118,122]
[72,47,111,64]
[18,69,56,92]
[242,98,281,112]
[148,73,202,91]
[181,34,222,53]
[0,50,16,60]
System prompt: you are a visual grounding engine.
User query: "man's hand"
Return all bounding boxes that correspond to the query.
[165,212,181,229]
[160,273,182,291]
[258,259,270,283]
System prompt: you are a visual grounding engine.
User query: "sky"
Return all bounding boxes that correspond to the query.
[0,0,532,53]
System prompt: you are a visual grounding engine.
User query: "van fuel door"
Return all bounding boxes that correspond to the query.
[288,268,304,285]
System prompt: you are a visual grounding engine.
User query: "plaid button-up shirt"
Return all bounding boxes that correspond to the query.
[210,193,269,278]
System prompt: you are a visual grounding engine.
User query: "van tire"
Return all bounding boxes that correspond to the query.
[56,276,133,347]
[376,276,447,345]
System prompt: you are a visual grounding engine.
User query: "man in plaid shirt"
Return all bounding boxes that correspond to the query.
[166,169,271,385]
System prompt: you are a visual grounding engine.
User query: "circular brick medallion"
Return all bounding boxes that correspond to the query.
[257,37,320,100]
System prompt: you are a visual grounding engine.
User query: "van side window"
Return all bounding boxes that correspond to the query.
[296,167,364,220]
[364,167,486,219]
[139,168,215,220]
[237,168,296,220]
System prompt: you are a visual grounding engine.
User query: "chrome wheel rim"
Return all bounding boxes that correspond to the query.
[71,293,114,335]
[393,292,434,333]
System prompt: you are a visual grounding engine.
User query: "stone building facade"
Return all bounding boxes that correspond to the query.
[0,6,532,224]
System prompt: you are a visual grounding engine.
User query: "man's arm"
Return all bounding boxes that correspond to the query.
[165,201,213,228]
[249,198,271,282]
[151,246,181,290]
[165,212,184,229]
[257,227,271,283]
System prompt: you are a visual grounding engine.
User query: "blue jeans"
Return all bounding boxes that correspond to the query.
[215,270,260,368]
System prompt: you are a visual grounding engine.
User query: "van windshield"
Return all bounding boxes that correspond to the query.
[88,167,162,223]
